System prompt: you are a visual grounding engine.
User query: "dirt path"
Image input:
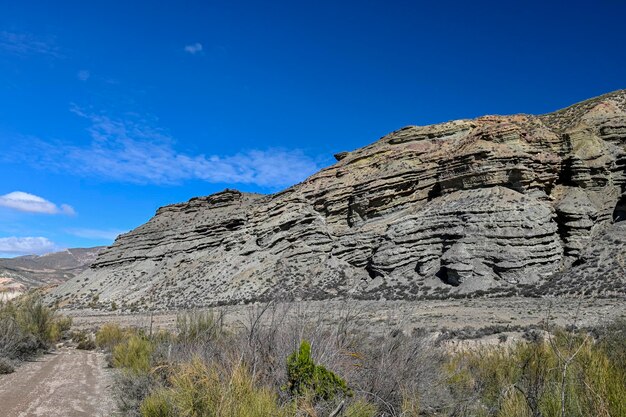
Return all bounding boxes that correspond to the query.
[0,349,116,417]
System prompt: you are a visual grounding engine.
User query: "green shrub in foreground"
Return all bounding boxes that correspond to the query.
[446,329,626,417]
[286,340,352,401]
[140,357,291,417]
[140,389,174,417]
[113,335,154,373]
[1,294,69,360]
[96,323,132,352]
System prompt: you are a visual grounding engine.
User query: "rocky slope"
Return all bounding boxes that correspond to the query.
[51,91,626,310]
[0,247,104,301]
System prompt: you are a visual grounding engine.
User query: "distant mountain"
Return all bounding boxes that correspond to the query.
[51,90,626,310]
[0,247,105,301]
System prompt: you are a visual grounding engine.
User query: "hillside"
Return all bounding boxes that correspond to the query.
[51,91,626,310]
[0,247,104,301]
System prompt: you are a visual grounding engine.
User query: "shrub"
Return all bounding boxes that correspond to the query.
[71,330,96,350]
[0,294,58,360]
[400,391,420,417]
[114,370,154,417]
[140,389,174,417]
[96,323,130,352]
[446,329,626,417]
[50,315,72,342]
[77,337,96,350]
[286,340,351,401]
[596,318,626,375]
[113,335,154,373]
[15,294,56,344]
[176,310,218,344]
[0,357,14,374]
[344,398,377,417]
[140,357,290,417]
[0,314,26,359]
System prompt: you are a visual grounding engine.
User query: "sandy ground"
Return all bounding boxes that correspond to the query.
[0,349,116,417]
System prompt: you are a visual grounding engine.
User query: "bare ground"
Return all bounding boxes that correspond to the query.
[65,296,626,337]
[0,349,115,417]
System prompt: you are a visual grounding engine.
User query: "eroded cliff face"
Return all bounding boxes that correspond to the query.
[51,91,626,309]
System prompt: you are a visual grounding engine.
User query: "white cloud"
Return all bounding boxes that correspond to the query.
[0,31,61,57]
[77,70,90,81]
[0,237,58,256]
[184,42,203,54]
[66,228,126,241]
[0,192,75,215]
[18,108,322,189]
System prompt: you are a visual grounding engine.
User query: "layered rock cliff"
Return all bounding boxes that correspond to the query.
[51,91,626,310]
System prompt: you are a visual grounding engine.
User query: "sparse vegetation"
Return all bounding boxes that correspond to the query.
[98,304,625,417]
[446,326,626,417]
[0,293,71,366]
[72,330,96,350]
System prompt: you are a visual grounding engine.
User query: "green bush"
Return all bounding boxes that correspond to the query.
[140,357,290,417]
[96,323,131,352]
[14,294,56,344]
[113,335,154,374]
[446,329,626,417]
[286,340,351,401]
[176,310,218,344]
[0,294,60,359]
[140,389,174,417]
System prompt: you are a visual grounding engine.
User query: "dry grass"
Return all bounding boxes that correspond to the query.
[105,303,626,417]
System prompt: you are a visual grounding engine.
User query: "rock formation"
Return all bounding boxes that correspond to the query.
[51,91,626,310]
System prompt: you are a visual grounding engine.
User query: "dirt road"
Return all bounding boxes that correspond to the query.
[0,349,116,417]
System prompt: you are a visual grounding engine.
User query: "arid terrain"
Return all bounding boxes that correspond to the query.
[0,247,103,302]
[65,297,625,340]
[3,91,626,417]
[51,91,626,310]
[0,349,115,417]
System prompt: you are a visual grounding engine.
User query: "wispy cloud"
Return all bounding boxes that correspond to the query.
[77,69,90,81]
[66,228,125,241]
[0,192,75,215]
[14,107,322,189]
[0,31,61,57]
[0,237,59,256]
[184,42,203,54]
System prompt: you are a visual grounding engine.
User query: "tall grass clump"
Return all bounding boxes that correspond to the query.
[176,310,220,344]
[141,357,290,417]
[0,293,70,365]
[113,334,154,374]
[446,328,626,417]
[97,323,134,352]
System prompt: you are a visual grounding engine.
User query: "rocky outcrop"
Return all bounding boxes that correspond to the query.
[534,222,626,298]
[50,91,626,310]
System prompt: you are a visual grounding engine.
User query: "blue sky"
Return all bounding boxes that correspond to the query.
[0,0,625,256]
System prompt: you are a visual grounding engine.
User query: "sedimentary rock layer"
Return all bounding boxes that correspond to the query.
[51,91,626,309]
